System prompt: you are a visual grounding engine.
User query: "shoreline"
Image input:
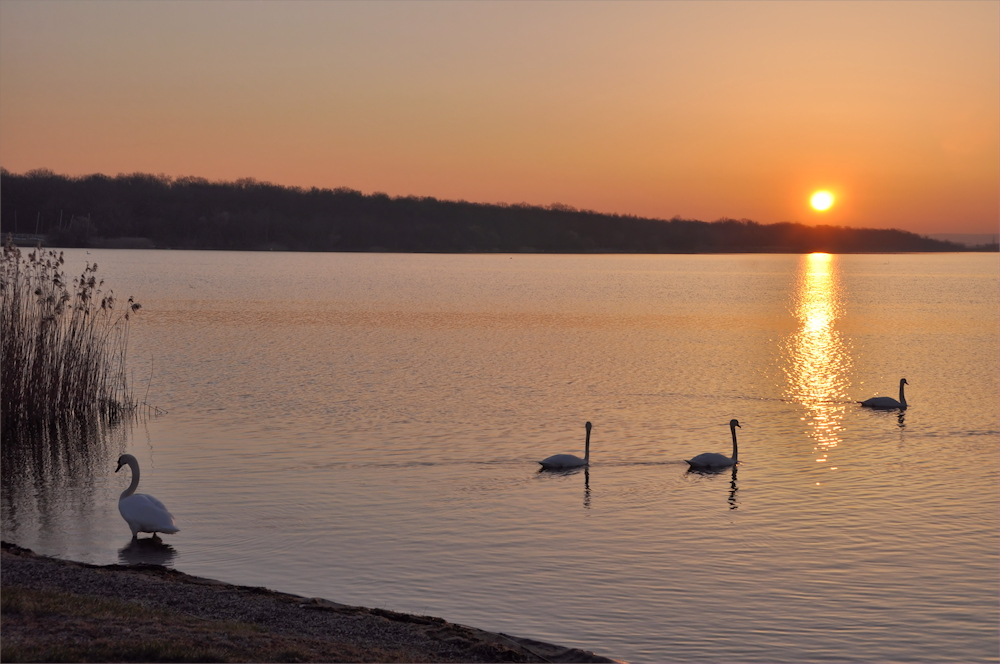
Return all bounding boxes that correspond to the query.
[10,236,1000,254]
[1,541,616,663]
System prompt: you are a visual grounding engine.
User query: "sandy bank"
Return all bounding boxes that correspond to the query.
[1,541,616,663]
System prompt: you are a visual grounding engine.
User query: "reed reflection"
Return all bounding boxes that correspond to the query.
[1,417,125,540]
[782,253,852,462]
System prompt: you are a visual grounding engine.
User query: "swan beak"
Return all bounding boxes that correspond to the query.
[115,463,123,473]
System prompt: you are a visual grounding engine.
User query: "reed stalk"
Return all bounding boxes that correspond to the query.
[1,236,140,440]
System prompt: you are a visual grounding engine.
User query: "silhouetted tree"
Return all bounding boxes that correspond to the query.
[0,169,979,253]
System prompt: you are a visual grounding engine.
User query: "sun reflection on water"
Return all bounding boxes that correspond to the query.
[782,253,853,462]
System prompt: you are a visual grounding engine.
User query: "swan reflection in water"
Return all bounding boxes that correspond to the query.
[855,403,907,429]
[538,464,591,509]
[686,464,740,510]
[118,536,177,566]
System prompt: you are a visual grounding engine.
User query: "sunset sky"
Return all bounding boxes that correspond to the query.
[1,1,997,235]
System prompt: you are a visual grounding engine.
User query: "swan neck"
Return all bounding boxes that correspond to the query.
[120,458,139,500]
[899,380,907,407]
[584,427,591,462]
[731,423,739,463]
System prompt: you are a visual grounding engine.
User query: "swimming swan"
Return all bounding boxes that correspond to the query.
[115,454,179,539]
[686,419,741,470]
[859,378,908,410]
[539,422,592,469]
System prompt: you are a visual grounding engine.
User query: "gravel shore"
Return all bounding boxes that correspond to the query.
[1,541,616,663]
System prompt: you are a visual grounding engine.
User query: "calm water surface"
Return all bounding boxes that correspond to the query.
[3,251,998,663]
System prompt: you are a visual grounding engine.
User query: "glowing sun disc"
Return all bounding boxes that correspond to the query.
[811,191,834,211]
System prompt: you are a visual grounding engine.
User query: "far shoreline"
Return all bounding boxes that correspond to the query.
[7,234,1000,254]
[2,169,991,254]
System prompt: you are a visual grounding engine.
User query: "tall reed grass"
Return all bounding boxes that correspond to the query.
[1,237,140,438]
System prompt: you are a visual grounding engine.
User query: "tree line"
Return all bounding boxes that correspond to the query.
[0,168,978,253]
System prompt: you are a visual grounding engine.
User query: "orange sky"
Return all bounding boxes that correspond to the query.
[1,1,997,235]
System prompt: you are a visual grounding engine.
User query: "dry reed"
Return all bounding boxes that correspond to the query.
[1,236,140,439]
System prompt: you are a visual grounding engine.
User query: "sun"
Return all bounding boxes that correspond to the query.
[810,191,835,211]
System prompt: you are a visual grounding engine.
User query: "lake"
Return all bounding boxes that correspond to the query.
[2,250,997,663]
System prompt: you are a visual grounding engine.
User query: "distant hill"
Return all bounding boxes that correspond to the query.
[0,168,984,253]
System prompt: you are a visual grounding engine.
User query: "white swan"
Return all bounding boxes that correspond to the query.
[539,422,592,469]
[686,419,741,470]
[859,378,908,410]
[115,454,179,539]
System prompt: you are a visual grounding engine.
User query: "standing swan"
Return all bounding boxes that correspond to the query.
[686,419,741,470]
[859,378,908,410]
[539,422,592,470]
[115,454,179,539]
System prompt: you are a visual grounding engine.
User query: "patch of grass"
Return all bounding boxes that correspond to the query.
[2,585,157,618]
[0,586,418,662]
